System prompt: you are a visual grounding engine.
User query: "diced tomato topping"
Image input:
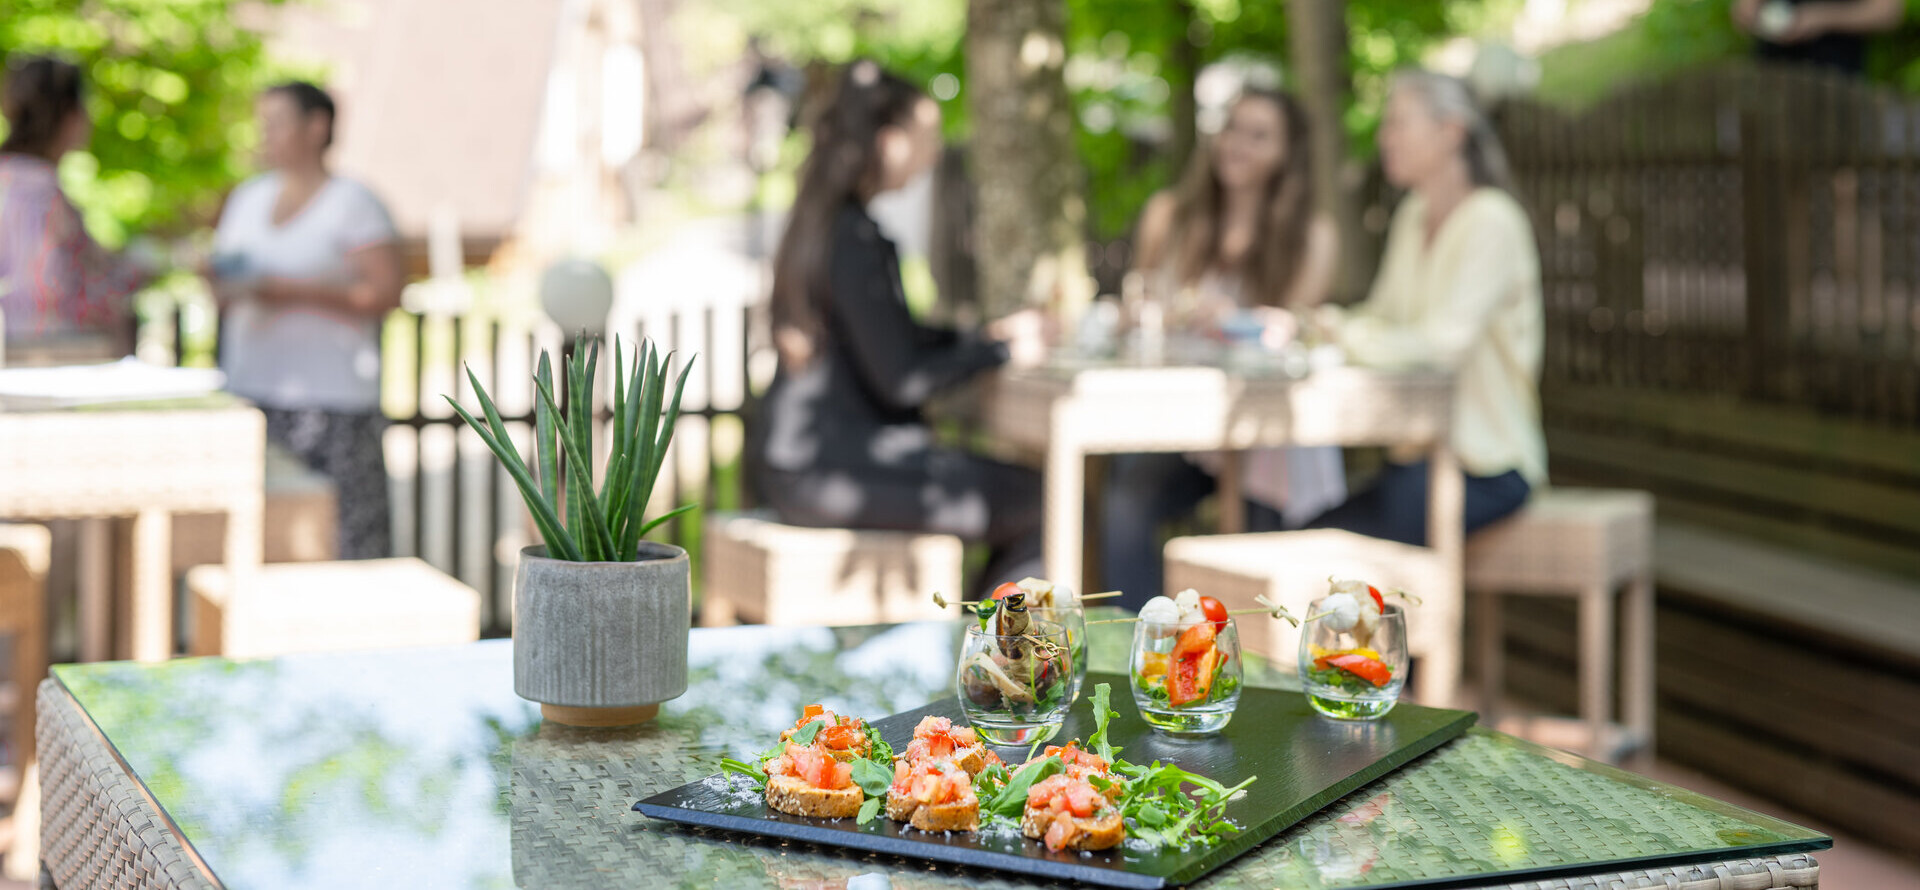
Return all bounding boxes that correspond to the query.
[829,760,853,791]
[1044,816,1074,851]
[950,726,977,747]
[1065,782,1101,818]
[913,715,953,738]
[802,704,824,722]
[818,723,861,751]
[1326,653,1393,687]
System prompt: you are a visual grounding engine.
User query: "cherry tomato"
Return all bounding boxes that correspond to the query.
[991,582,1023,600]
[1199,595,1229,633]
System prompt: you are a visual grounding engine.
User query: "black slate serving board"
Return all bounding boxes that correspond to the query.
[635,673,1475,889]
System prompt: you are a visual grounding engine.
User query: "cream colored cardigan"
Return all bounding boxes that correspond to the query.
[1334,188,1548,485]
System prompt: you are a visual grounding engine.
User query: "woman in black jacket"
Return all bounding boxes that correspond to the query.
[750,61,1046,597]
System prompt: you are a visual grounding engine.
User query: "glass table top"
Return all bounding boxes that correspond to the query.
[52,620,1827,890]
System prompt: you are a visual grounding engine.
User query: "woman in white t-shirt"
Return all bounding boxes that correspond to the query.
[206,81,404,558]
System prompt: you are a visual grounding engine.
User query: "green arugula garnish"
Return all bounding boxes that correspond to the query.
[862,723,895,765]
[719,756,767,787]
[851,758,895,824]
[789,718,825,747]
[982,755,1064,818]
[1082,682,1254,851]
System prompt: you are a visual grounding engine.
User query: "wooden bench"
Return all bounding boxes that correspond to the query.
[1466,488,1653,762]
[700,511,962,627]
[187,558,481,658]
[1500,519,1920,857]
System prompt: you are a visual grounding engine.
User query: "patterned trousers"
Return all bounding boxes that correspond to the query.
[261,407,392,560]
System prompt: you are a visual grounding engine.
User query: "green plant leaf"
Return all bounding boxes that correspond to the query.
[856,796,882,825]
[620,343,671,560]
[636,502,698,540]
[537,372,618,561]
[534,353,560,515]
[443,394,580,561]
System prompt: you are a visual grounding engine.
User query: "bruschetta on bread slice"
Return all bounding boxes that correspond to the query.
[1022,773,1123,851]
[780,704,873,762]
[885,758,980,832]
[901,716,1002,776]
[764,743,862,819]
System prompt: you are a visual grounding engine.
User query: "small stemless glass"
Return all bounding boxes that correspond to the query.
[1299,602,1409,720]
[956,620,1073,746]
[1029,605,1088,705]
[1129,616,1243,735]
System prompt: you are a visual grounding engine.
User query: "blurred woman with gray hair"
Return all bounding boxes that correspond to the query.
[1305,70,1545,544]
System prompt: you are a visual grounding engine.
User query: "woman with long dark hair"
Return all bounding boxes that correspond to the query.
[1306,70,1544,543]
[750,61,1048,596]
[0,56,151,352]
[1101,89,1343,607]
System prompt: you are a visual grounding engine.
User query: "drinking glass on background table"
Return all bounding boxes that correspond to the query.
[1298,601,1408,720]
[1028,605,1088,705]
[1130,615,1243,735]
[956,621,1073,746]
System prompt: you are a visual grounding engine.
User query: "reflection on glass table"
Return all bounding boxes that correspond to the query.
[45,618,1826,890]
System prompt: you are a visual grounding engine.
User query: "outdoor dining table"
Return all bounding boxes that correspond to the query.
[37,619,1826,889]
[0,394,264,661]
[979,361,1460,599]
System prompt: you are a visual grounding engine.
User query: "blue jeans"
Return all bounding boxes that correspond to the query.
[1303,460,1531,546]
[1099,453,1285,612]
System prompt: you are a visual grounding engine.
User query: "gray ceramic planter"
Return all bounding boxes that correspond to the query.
[514,542,690,726]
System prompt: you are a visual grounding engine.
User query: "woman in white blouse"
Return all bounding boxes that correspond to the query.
[1307,71,1545,544]
[206,82,404,558]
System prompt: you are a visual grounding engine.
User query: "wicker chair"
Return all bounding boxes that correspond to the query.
[1466,488,1655,762]
[0,524,49,877]
[701,511,962,627]
[186,558,481,658]
[1164,529,1465,706]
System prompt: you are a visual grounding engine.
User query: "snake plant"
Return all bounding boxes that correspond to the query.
[447,336,696,562]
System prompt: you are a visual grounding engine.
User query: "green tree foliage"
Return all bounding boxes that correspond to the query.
[706,0,1464,242]
[0,0,292,247]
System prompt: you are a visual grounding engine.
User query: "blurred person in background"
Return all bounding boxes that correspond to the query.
[1733,0,1903,75]
[748,60,1050,597]
[1102,89,1343,608]
[1306,70,1544,545]
[205,81,403,559]
[0,55,153,357]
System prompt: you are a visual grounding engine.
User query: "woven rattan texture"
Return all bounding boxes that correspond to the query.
[37,680,214,890]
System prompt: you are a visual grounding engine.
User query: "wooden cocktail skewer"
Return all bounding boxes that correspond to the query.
[930,590,1123,610]
[1086,595,1301,627]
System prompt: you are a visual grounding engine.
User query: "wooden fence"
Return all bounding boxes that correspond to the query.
[1495,64,1920,577]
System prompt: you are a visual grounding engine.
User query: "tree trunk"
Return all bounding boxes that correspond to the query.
[1166,1,1200,176]
[1287,0,1368,302]
[966,0,1092,318]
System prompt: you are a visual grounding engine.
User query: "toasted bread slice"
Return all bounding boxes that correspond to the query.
[909,796,980,833]
[952,745,994,776]
[1022,806,1125,851]
[766,774,862,819]
[885,788,920,822]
